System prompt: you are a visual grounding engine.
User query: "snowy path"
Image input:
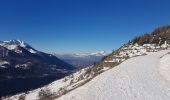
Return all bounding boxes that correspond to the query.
[58,50,170,100]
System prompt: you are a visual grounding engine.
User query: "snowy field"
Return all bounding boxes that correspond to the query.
[58,50,170,100]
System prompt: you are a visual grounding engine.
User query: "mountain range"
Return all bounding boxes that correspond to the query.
[0,40,75,97]
[54,51,108,68]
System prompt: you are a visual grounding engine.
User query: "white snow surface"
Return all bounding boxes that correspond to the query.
[159,53,170,81]
[0,61,9,65]
[29,49,37,54]
[58,50,170,100]
[0,61,10,68]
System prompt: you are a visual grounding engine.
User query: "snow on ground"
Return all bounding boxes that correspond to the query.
[0,61,9,65]
[159,53,170,81]
[29,49,37,54]
[58,50,170,100]
[3,67,94,100]
[0,61,10,68]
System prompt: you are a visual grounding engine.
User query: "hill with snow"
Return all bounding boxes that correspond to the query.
[58,50,170,100]
[2,25,170,100]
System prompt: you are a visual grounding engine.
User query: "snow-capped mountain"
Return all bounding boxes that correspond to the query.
[54,51,108,68]
[90,51,108,56]
[0,40,75,97]
[0,40,37,54]
[74,51,108,57]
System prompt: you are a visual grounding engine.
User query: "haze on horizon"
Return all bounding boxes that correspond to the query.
[0,0,170,53]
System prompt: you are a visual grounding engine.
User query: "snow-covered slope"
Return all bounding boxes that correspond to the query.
[2,66,94,100]
[58,50,170,100]
[3,46,169,100]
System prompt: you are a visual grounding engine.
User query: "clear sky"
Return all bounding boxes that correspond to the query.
[0,0,170,53]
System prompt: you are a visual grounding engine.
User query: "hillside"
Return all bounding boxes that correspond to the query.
[58,50,170,100]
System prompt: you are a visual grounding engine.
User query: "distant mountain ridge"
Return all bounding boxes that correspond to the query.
[54,51,108,68]
[0,40,75,97]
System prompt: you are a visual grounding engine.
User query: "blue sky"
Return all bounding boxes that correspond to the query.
[0,0,170,53]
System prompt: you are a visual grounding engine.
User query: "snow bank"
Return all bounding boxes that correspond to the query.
[159,53,170,81]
